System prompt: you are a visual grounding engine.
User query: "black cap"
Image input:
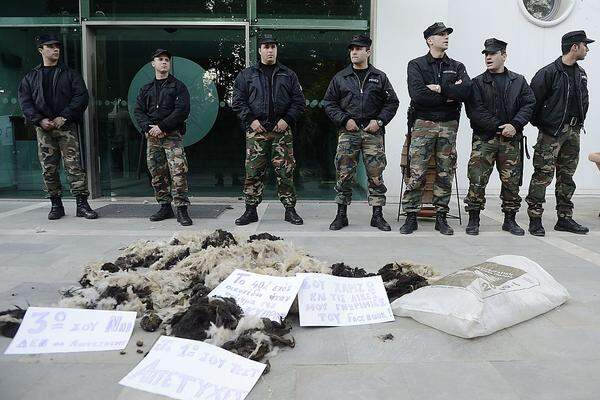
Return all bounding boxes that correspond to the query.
[36,34,61,48]
[151,49,172,60]
[348,34,372,49]
[258,34,278,46]
[423,22,453,39]
[482,38,508,54]
[562,30,595,46]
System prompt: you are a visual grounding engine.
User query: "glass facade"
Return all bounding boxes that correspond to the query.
[89,0,247,19]
[257,0,370,20]
[1,1,79,18]
[0,1,370,200]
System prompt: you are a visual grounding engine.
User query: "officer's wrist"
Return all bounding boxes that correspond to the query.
[509,120,522,132]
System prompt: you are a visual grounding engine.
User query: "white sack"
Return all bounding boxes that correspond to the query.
[391,255,569,338]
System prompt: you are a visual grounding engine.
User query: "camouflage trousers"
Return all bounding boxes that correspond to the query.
[402,119,458,213]
[244,129,296,207]
[334,129,387,206]
[465,135,522,213]
[146,134,190,207]
[35,125,89,198]
[526,125,580,218]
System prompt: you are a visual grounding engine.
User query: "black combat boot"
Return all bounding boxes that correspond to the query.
[284,207,303,225]
[399,212,418,234]
[370,206,391,231]
[435,212,454,235]
[465,210,480,235]
[528,217,545,236]
[502,212,525,236]
[235,204,258,226]
[176,206,193,226]
[75,195,98,219]
[149,203,174,221]
[48,196,65,220]
[554,216,589,234]
[329,204,348,230]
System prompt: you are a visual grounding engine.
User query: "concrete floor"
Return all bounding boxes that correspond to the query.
[0,196,599,400]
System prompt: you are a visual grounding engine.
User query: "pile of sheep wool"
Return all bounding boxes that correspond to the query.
[10,230,438,363]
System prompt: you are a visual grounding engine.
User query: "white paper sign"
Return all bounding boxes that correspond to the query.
[208,269,303,321]
[120,335,266,400]
[4,307,136,355]
[297,273,395,326]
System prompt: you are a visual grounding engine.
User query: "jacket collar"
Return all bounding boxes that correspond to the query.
[482,68,518,83]
[426,52,450,64]
[152,74,176,86]
[554,56,580,72]
[34,63,63,71]
[251,61,284,73]
[342,63,373,77]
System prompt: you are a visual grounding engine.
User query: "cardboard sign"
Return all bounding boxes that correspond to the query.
[4,307,136,355]
[297,273,395,326]
[120,336,266,400]
[208,269,303,321]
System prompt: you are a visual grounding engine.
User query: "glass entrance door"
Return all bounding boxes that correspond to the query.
[85,24,248,198]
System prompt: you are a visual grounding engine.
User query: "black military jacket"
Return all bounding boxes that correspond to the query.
[530,57,589,136]
[18,64,89,126]
[232,62,305,132]
[407,52,472,122]
[323,64,399,131]
[466,69,536,140]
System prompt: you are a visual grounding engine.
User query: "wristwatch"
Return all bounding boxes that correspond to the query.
[376,119,384,127]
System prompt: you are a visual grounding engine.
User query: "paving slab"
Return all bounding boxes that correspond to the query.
[492,359,600,400]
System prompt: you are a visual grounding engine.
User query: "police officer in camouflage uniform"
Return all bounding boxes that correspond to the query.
[232,34,305,226]
[464,38,536,236]
[18,34,98,220]
[400,23,472,235]
[526,31,593,236]
[134,49,192,226]
[324,34,399,231]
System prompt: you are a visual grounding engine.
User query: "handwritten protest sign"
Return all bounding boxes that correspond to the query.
[120,335,266,400]
[297,273,395,326]
[208,269,303,321]
[4,307,136,355]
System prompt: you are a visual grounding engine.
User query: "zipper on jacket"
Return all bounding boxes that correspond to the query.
[554,71,570,136]
[52,67,61,109]
[256,65,278,122]
[155,80,160,109]
[490,80,497,116]
[576,70,586,132]
[503,76,511,124]
[353,70,371,123]
[270,65,279,118]
[433,61,442,85]
[353,71,370,94]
